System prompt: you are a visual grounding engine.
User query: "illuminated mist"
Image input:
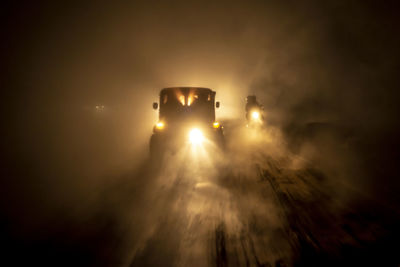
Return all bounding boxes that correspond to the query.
[1,0,400,266]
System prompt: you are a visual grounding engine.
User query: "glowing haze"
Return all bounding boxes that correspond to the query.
[1,0,400,265]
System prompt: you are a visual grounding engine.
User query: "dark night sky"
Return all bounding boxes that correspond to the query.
[1,0,400,265]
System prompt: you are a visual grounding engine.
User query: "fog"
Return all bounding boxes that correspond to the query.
[2,0,400,266]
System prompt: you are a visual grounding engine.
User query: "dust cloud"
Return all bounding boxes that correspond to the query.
[1,0,400,266]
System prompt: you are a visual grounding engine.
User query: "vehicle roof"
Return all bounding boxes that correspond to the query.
[160,87,214,95]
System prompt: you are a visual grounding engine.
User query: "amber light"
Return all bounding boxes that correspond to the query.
[251,111,260,120]
[155,121,165,130]
[179,95,185,105]
[213,122,220,129]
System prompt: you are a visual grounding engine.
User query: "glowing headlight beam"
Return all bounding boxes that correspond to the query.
[251,111,260,120]
[155,121,164,130]
[189,128,204,145]
[179,95,185,105]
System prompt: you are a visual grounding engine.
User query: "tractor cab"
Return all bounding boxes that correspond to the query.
[150,87,224,156]
[154,87,219,125]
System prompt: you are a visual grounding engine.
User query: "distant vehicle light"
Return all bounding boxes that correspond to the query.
[189,128,204,145]
[251,111,260,120]
[213,122,220,129]
[95,105,105,111]
[156,122,165,130]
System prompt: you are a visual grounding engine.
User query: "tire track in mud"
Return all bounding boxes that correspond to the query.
[256,155,356,265]
[126,150,290,267]
[254,153,400,266]
[210,157,293,267]
[124,123,398,266]
[128,149,238,267]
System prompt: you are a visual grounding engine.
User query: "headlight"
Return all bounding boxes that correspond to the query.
[155,121,165,130]
[213,122,220,129]
[189,128,204,145]
[251,111,260,120]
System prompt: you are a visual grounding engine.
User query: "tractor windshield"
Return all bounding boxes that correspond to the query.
[159,88,216,123]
